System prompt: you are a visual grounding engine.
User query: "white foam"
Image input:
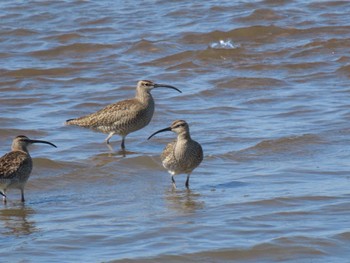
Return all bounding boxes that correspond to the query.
[210,39,238,49]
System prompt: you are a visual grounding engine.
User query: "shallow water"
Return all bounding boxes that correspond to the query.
[1,0,350,262]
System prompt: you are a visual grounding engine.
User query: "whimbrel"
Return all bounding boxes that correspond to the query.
[0,135,57,203]
[148,120,203,189]
[65,80,181,150]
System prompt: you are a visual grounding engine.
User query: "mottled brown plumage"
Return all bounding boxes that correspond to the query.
[0,135,57,203]
[148,120,203,189]
[65,80,181,150]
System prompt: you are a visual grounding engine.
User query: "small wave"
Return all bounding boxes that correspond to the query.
[166,61,201,71]
[4,28,38,36]
[0,97,40,106]
[209,39,238,49]
[206,106,239,112]
[127,39,160,53]
[33,158,74,169]
[233,134,327,160]
[252,236,329,256]
[333,231,350,241]
[43,32,83,43]
[143,45,246,67]
[137,241,326,263]
[182,25,290,45]
[3,67,81,78]
[237,8,283,22]
[337,64,350,77]
[247,195,337,207]
[214,77,286,90]
[252,134,324,151]
[79,17,113,26]
[141,50,195,66]
[30,43,115,57]
[0,127,30,138]
[0,52,10,58]
[215,180,247,189]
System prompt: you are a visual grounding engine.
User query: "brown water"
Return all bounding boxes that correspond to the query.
[1,0,350,262]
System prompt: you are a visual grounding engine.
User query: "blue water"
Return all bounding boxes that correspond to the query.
[1,0,350,262]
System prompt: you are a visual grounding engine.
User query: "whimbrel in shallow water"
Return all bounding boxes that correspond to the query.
[0,135,57,203]
[148,120,203,189]
[66,80,181,150]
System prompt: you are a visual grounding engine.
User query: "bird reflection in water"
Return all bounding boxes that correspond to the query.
[0,204,37,236]
[165,188,205,214]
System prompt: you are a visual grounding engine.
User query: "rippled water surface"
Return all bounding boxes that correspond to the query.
[1,0,350,262]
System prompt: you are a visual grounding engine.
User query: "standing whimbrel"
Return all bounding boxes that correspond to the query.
[0,135,57,203]
[148,120,203,189]
[65,80,181,150]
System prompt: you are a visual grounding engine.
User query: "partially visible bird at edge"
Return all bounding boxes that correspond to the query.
[148,120,203,189]
[65,80,181,151]
[0,135,57,203]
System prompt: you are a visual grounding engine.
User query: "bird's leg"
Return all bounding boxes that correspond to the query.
[21,189,25,202]
[105,132,115,144]
[106,143,114,152]
[185,174,191,189]
[1,191,6,203]
[121,136,126,150]
[172,176,177,189]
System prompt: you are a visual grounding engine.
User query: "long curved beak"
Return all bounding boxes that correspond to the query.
[28,139,57,148]
[153,83,182,93]
[148,127,172,140]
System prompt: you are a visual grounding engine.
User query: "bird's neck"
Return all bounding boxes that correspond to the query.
[136,90,154,105]
[12,146,29,154]
[177,132,191,142]
[174,133,191,159]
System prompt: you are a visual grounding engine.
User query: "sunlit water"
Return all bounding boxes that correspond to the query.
[1,0,350,262]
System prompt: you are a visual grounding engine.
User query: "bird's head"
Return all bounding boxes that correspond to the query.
[148,120,189,140]
[137,80,181,93]
[12,135,57,152]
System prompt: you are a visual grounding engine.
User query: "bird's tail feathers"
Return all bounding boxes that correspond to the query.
[65,118,77,125]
